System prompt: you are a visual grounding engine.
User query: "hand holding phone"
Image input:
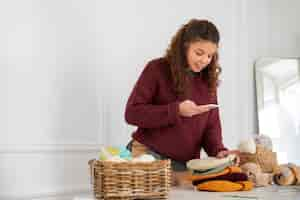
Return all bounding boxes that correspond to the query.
[205,104,219,109]
[179,100,219,117]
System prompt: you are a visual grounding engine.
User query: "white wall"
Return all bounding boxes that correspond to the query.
[2,0,100,145]
[1,1,100,199]
[1,0,300,199]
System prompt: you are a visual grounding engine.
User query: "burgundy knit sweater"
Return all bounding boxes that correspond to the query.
[125,58,227,162]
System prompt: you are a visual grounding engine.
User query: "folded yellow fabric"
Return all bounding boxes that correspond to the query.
[196,180,253,192]
[189,166,242,181]
[237,181,253,191]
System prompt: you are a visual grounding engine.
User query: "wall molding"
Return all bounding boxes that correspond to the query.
[0,144,102,153]
[0,185,91,200]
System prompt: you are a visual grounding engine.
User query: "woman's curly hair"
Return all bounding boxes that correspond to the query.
[164,19,221,97]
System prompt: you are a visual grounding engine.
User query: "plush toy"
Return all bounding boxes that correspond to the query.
[273,163,300,186]
[240,162,273,187]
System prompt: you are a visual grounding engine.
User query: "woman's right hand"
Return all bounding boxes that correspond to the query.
[179,100,217,117]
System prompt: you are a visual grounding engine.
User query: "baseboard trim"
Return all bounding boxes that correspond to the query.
[0,144,102,153]
[0,186,91,200]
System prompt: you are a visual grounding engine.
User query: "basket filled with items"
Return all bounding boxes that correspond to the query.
[88,146,171,200]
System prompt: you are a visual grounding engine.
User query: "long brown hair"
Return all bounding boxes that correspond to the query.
[164,19,221,97]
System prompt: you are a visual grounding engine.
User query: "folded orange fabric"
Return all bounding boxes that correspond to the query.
[236,181,253,191]
[188,166,242,181]
[196,180,253,192]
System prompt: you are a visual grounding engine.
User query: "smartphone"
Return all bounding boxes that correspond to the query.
[206,104,219,109]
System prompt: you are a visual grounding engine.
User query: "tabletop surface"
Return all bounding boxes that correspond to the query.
[73,185,300,200]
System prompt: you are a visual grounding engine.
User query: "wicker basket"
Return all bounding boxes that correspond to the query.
[239,144,278,173]
[89,159,171,200]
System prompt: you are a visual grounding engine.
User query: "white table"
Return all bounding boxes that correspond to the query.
[73,185,300,200]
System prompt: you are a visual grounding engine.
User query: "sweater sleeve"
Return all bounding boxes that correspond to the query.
[125,61,181,129]
[202,99,227,157]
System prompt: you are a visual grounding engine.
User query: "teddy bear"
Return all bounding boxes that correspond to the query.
[273,163,300,186]
[240,162,273,187]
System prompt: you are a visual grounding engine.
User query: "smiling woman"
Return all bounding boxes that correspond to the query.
[124,19,239,185]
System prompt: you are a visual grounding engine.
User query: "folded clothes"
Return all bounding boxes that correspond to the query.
[187,154,236,171]
[192,161,233,175]
[192,172,248,186]
[196,180,253,192]
[188,166,242,181]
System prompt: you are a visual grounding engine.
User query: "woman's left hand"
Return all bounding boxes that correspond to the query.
[216,150,240,166]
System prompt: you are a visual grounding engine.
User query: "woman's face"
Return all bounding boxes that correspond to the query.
[186,40,217,73]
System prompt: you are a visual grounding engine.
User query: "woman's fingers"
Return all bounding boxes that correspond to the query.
[216,150,228,158]
[216,150,241,166]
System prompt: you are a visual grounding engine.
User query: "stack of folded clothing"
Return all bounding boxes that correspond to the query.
[186,155,253,192]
